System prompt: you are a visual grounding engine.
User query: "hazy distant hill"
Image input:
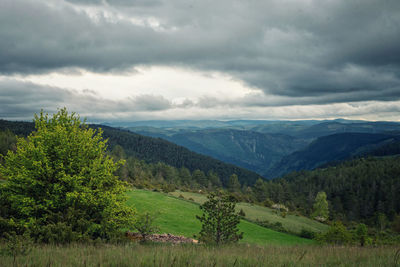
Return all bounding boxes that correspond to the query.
[292,121,400,139]
[126,120,400,178]
[154,129,307,175]
[267,132,400,178]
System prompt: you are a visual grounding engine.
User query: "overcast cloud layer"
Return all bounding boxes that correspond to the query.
[1,0,400,121]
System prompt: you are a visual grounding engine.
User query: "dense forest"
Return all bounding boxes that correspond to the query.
[255,157,400,226]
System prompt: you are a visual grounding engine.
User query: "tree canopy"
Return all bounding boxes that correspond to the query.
[312,191,329,222]
[0,109,134,243]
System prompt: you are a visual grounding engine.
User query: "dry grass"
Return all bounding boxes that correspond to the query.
[1,242,399,267]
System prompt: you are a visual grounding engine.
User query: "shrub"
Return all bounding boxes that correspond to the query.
[315,221,352,245]
[133,212,159,242]
[299,228,316,239]
[2,232,33,265]
[238,209,246,217]
[262,198,274,208]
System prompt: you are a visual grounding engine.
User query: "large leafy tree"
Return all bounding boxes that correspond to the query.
[0,109,134,243]
[196,191,243,245]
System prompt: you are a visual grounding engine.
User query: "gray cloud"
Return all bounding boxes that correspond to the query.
[0,0,400,108]
[0,79,172,120]
[1,78,400,121]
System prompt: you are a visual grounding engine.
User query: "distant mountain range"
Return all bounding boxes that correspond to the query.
[123,119,400,178]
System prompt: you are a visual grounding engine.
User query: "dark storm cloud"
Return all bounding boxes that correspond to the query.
[1,0,400,106]
[0,79,172,120]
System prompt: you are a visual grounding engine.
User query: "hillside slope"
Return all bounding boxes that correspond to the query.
[126,189,314,245]
[267,132,400,178]
[268,156,400,221]
[162,129,307,175]
[169,191,328,234]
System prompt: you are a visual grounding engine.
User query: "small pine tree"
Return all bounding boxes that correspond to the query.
[196,192,243,245]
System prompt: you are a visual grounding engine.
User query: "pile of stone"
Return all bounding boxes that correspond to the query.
[126,232,198,244]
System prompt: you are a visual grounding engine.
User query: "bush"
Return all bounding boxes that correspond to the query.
[238,209,246,218]
[1,232,33,264]
[0,109,135,243]
[262,198,274,208]
[315,221,352,245]
[133,212,159,242]
[299,228,316,239]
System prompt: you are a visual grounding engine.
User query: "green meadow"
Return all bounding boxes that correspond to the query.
[126,189,314,245]
[169,190,328,234]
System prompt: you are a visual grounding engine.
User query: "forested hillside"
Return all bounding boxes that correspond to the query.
[0,120,263,187]
[254,156,400,224]
[148,129,307,175]
[267,133,400,178]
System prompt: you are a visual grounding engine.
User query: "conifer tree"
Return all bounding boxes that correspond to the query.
[196,191,243,245]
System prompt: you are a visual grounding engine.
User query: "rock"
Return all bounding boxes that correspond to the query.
[125,232,198,244]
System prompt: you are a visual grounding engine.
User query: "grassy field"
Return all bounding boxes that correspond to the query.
[126,189,313,245]
[1,242,398,266]
[169,190,328,234]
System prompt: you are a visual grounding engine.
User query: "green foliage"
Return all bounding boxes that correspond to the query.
[133,212,159,241]
[312,191,329,222]
[392,215,400,233]
[196,192,243,245]
[238,209,246,218]
[0,109,134,243]
[315,221,352,245]
[355,223,368,246]
[299,228,316,239]
[2,231,33,265]
[0,129,17,157]
[228,174,241,192]
[262,198,274,208]
[264,156,400,223]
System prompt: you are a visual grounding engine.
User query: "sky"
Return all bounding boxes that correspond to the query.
[1,0,400,122]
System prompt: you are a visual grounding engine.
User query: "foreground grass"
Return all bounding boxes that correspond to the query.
[127,189,314,245]
[1,242,399,267]
[169,190,328,234]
